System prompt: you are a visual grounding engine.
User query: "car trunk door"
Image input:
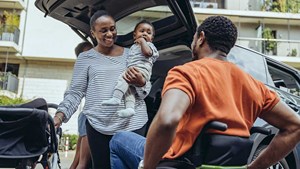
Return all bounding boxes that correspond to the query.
[35,0,197,49]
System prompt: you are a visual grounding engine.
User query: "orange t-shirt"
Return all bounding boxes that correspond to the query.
[162,57,279,159]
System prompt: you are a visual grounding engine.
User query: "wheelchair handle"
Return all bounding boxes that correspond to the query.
[205,121,228,131]
[48,103,58,109]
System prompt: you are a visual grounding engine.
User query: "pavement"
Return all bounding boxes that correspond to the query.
[36,150,75,169]
[58,150,76,169]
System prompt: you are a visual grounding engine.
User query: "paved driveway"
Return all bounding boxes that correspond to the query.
[36,150,75,169]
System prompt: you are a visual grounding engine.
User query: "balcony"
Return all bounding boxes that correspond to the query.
[189,0,300,13]
[237,37,300,68]
[0,25,20,53]
[0,72,19,93]
[237,38,300,56]
[0,0,26,10]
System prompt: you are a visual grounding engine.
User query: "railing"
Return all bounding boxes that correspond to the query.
[0,25,20,44]
[190,0,219,9]
[0,72,19,93]
[237,37,300,57]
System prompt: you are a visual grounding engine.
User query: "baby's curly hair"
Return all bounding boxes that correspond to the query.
[197,16,237,54]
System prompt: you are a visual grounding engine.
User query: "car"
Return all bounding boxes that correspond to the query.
[35,0,300,168]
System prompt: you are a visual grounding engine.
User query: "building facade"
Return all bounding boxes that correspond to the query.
[0,0,82,134]
[190,0,300,68]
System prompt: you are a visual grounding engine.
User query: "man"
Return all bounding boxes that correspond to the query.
[109,16,300,169]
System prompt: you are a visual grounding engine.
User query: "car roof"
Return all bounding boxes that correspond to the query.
[35,0,197,49]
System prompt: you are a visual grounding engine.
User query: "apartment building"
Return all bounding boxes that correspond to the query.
[1,0,300,134]
[190,0,300,68]
[0,0,82,134]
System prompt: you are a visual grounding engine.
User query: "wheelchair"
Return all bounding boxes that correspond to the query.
[0,98,61,169]
[156,121,271,169]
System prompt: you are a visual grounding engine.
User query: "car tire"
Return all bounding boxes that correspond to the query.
[252,145,290,169]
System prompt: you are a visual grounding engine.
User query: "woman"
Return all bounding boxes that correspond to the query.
[54,10,150,169]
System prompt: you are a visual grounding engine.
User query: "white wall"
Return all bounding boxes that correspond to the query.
[16,59,79,134]
[21,0,82,59]
[225,0,261,11]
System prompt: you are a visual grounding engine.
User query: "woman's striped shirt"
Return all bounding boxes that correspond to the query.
[57,48,150,135]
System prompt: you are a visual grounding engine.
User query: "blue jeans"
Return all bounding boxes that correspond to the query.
[110,131,146,169]
[78,113,87,137]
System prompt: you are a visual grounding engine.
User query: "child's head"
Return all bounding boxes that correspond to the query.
[75,41,93,57]
[133,20,155,42]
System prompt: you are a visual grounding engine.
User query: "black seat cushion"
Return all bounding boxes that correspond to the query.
[203,134,253,166]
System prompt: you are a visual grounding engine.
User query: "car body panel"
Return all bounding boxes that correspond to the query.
[228,45,300,168]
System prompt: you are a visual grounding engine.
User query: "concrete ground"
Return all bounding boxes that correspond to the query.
[58,150,76,169]
[35,150,75,169]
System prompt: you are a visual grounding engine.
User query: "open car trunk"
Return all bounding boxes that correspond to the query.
[35,0,197,50]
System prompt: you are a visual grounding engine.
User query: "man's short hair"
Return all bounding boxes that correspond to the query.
[197,16,237,54]
[75,41,93,57]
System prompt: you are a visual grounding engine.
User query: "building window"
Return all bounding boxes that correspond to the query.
[189,0,225,9]
[0,63,19,76]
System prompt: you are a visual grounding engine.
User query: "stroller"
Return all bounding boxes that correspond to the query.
[0,98,61,169]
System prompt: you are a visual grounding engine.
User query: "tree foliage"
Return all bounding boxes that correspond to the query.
[0,95,28,106]
[262,0,300,13]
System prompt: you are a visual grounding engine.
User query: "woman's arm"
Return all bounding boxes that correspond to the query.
[54,54,89,127]
[123,67,151,99]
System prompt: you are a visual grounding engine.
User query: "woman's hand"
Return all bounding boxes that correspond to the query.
[54,112,65,128]
[123,67,146,87]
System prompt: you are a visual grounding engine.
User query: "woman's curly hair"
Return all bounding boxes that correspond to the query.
[197,16,237,54]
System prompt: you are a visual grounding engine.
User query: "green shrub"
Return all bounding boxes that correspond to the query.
[291,49,297,57]
[62,134,79,150]
[262,28,277,54]
[0,95,28,106]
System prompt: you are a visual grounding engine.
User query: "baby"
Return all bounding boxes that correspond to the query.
[102,20,159,117]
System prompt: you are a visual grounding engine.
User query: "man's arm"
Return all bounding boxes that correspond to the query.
[143,88,190,169]
[248,100,300,169]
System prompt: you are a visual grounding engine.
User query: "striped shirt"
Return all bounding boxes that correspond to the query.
[57,48,150,135]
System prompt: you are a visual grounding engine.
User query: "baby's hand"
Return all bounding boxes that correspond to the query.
[134,37,147,44]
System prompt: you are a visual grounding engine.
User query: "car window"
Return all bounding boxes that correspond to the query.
[268,65,300,96]
[116,6,172,35]
[227,46,274,86]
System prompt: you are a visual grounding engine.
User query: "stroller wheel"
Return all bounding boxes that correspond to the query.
[16,159,37,169]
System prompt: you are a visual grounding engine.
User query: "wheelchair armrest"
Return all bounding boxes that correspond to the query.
[205,121,228,132]
[250,127,271,135]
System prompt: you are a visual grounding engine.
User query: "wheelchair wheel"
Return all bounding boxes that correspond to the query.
[252,145,290,169]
